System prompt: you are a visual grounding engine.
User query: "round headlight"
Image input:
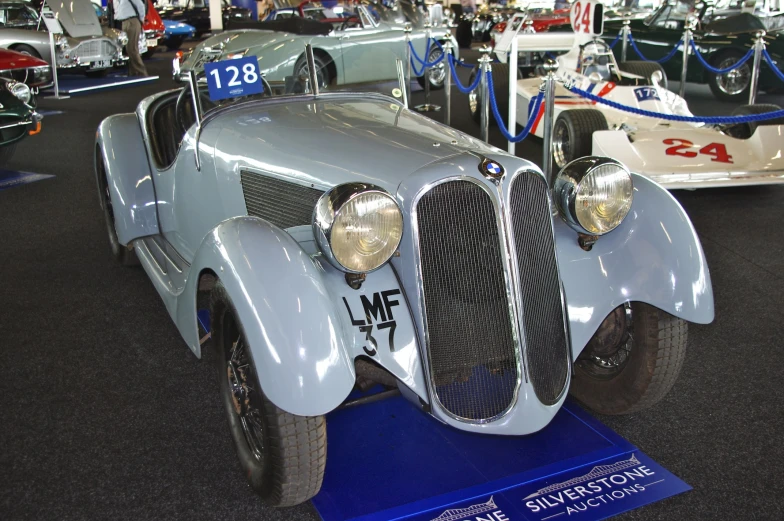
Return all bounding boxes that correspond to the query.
[55,34,70,50]
[314,183,403,274]
[554,157,633,236]
[118,31,129,46]
[8,81,31,103]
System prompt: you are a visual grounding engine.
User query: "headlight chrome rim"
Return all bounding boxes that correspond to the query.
[313,183,404,274]
[7,81,31,103]
[553,156,633,236]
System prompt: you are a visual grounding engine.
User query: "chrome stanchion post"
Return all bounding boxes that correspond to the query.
[478,46,492,143]
[507,35,518,155]
[395,58,409,107]
[621,20,630,63]
[541,62,558,185]
[679,20,694,99]
[414,22,441,112]
[443,39,453,125]
[749,30,765,105]
[404,23,413,108]
[305,43,319,96]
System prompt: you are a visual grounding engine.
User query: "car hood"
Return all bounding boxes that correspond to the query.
[47,0,102,38]
[0,48,48,69]
[210,94,505,195]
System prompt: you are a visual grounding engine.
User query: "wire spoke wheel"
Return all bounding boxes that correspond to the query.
[426,47,446,87]
[576,303,633,380]
[717,58,750,96]
[223,314,266,463]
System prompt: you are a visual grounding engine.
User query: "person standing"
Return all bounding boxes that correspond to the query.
[113,0,149,77]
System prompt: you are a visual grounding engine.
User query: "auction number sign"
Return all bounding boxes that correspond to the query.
[571,1,604,36]
[204,56,263,101]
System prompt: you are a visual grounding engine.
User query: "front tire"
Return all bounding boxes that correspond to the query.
[708,49,752,102]
[0,143,17,165]
[12,44,41,58]
[571,302,688,415]
[96,147,138,266]
[552,109,608,170]
[211,281,327,507]
[618,60,668,90]
[165,35,185,51]
[293,53,330,92]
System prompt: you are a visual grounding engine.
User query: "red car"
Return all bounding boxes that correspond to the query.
[0,48,52,92]
[143,0,165,59]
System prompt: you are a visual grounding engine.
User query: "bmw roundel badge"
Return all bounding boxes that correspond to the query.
[479,158,505,179]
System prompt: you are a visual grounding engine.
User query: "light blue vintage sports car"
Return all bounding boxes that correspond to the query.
[95,72,714,506]
[178,3,457,90]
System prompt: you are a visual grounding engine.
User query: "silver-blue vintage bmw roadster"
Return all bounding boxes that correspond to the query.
[95,69,714,506]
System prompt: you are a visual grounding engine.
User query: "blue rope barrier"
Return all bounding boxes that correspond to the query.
[689,40,753,74]
[627,33,681,64]
[607,31,622,50]
[409,40,444,68]
[565,82,784,124]
[763,49,784,83]
[487,70,543,142]
[448,54,482,93]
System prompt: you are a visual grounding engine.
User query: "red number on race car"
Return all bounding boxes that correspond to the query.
[581,2,592,33]
[699,142,733,163]
[663,138,697,158]
[573,2,582,32]
[663,139,733,163]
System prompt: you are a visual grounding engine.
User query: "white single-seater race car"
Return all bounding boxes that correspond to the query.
[483,0,784,189]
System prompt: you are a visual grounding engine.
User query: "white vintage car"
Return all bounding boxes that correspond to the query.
[484,1,784,188]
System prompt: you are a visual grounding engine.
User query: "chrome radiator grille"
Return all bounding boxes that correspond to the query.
[240,172,324,229]
[73,40,115,59]
[416,180,518,421]
[510,172,569,405]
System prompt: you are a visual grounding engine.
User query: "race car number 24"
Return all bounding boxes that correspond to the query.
[663,138,733,164]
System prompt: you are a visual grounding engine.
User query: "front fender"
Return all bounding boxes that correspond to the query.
[95,113,158,246]
[557,173,714,358]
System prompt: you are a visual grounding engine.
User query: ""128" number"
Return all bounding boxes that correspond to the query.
[663,138,733,164]
[209,62,259,89]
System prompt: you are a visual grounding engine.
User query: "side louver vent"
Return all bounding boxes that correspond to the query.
[240,171,324,229]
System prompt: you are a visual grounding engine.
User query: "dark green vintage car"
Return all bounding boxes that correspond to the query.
[0,77,42,164]
[604,0,784,101]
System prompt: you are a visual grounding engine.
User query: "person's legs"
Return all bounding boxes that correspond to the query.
[122,18,148,77]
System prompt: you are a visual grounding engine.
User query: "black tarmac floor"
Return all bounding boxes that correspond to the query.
[0,48,783,521]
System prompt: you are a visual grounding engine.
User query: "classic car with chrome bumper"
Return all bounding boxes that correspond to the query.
[95,77,713,507]
[0,77,41,163]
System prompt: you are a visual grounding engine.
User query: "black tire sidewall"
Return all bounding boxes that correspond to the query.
[570,302,677,415]
[13,44,41,58]
[211,283,270,495]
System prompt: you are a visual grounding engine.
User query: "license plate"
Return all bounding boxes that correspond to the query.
[146,38,158,48]
[90,60,110,69]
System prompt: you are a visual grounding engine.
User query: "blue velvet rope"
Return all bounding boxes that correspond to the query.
[565,82,784,123]
[607,31,622,49]
[409,39,445,76]
[487,70,543,142]
[627,33,682,63]
[689,40,754,74]
[448,54,482,93]
[763,49,784,83]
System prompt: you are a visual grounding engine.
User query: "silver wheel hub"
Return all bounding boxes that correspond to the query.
[717,58,750,96]
[552,120,570,169]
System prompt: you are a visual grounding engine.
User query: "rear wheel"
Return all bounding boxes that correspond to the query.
[11,44,41,58]
[725,103,784,139]
[0,143,17,166]
[293,53,330,92]
[211,281,327,506]
[708,49,752,102]
[96,147,138,266]
[618,60,668,90]
[552,109,608,170]
[416,44,446,90]
[571,302,688,415]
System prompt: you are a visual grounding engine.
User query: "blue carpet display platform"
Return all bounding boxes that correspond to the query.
[0,168,53,191]
[313,394,689,521]
[42,73,158,95]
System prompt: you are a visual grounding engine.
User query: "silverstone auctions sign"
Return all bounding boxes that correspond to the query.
[406,452,690,521]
